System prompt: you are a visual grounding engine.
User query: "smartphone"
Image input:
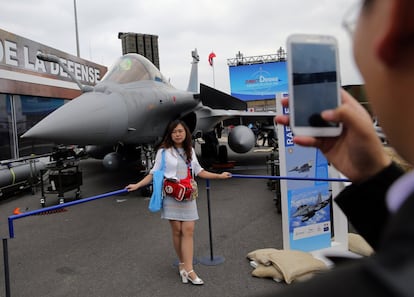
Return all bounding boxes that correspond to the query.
[287,34,342,137]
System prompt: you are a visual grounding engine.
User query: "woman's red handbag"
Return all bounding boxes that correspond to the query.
[163,178,188,201]
[163,168,197,201]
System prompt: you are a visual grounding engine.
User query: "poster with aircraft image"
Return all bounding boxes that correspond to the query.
[277,99,332,252]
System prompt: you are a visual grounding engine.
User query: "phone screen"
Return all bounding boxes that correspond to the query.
[290,42,339,128]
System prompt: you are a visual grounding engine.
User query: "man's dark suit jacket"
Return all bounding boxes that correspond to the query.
[258,163,414,297]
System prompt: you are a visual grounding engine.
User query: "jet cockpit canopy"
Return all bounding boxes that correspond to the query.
[101,53,169,85]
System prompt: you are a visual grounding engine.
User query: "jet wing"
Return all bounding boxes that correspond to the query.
[193,105,275,133]
[196,83,275,132]
[200,83,246,110]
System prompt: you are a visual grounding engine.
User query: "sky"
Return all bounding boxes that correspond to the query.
[0,0,362,94]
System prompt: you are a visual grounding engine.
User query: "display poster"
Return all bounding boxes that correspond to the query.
[229,61,288,101]
[276,97,332,252]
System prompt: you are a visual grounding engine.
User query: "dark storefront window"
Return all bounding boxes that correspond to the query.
[0,94,12,160]
[0,93,66,161]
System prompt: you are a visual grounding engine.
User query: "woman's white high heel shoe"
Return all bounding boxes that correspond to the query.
[180,270,188,283]
[183,270,204,285]
[178,263,188,283]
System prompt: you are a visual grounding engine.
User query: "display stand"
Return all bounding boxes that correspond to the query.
[40,163,82,207]
[276,96,348,253]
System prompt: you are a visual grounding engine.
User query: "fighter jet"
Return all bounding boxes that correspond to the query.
[22,50,274,171]
[289,161,313,173]
[291,193,331,222]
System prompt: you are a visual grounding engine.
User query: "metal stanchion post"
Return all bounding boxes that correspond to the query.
[3,238,11,297]
[199,179,225,266]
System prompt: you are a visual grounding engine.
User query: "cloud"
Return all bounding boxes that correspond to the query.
[0,0,362,93]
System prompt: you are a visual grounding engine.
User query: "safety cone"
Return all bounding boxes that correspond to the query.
[13,207,22,215]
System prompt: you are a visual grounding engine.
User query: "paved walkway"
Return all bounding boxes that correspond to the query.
[0,147,286,297]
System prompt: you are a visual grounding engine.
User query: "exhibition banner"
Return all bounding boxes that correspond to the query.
[229,61,288,101]
[277,98,332,252]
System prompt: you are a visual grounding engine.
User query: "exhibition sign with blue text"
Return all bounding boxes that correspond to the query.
[229,61,288,101]
[277,101,332,252]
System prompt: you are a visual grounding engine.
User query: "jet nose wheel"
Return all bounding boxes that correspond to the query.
[141,185,152,197]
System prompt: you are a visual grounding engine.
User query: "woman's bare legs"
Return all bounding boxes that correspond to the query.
[169,220,184,262]
[169,220,201,282]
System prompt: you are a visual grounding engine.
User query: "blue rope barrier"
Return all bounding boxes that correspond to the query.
[8,188,128,238]
[231,173,350,182]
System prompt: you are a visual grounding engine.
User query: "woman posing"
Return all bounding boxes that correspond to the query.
[125,120,232,285]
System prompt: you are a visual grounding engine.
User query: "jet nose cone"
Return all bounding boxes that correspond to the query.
[22,92,128,145]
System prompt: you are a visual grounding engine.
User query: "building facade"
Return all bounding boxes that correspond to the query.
[0,28,107,161]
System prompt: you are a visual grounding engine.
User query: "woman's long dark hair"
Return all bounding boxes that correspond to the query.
[160,120,193,161]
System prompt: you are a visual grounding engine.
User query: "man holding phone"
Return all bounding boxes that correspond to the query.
[264,0,414,296]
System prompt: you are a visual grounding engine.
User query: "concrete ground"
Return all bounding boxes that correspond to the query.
[0,146,288,297]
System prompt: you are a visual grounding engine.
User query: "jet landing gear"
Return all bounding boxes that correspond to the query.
[266,151,281,213]
[200,131,229,168]
[137,144,156,197]
[140,184,152,197]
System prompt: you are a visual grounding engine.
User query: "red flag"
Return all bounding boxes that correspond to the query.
[208,52,216,66]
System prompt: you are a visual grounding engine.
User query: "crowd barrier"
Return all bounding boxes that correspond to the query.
[3,188,128,297]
